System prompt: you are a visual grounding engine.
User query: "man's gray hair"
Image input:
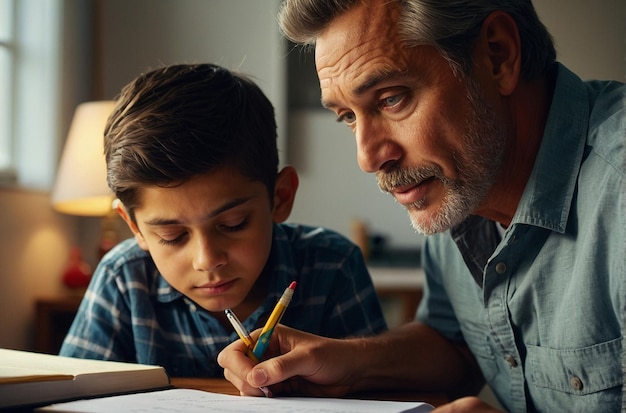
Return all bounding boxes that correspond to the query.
[278,0,555,80]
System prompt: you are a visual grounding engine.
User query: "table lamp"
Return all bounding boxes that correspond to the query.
[51,100,115,216]
[51,101,118,288]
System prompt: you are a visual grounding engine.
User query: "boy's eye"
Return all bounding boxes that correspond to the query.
[219,218,249,233]
[158,233,188,246]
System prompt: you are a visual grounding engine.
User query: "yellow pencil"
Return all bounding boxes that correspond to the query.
[252,281,296,360]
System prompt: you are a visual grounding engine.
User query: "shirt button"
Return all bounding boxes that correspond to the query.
[504,354,518,367]
[495,262,507,274]
[570,376,584,391]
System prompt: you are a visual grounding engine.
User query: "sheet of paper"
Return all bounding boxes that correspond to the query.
[37,388,433,413]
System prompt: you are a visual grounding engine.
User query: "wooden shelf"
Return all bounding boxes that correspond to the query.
[369,267,424,325]
[34,294,84,354]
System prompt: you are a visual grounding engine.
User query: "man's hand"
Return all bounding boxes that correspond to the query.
[433,397,504,413]
[217,325,355,397]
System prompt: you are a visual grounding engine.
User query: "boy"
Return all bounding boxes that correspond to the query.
[59,63,387,377]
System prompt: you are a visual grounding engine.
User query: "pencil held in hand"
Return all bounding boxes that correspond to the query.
[224,308,259,363]
[252,281,296,360]
[224,308,269,396]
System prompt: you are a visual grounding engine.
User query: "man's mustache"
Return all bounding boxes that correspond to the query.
[376,165,445,193]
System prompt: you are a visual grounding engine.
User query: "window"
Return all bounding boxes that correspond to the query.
[0,0,14,179]
[1,0,62,189]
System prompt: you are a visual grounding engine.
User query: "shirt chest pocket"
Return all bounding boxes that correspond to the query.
[527,338,622,395]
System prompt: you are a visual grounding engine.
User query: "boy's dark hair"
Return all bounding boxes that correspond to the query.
[104,63,279,220]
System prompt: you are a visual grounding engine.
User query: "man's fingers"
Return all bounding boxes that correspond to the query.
[223,366,267,396]
[218,338,267,396]
[432,397,502,413]
[246,334,328,392]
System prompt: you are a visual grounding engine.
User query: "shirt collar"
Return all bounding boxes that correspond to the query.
[512,63,589,233]
[155,270,182,303]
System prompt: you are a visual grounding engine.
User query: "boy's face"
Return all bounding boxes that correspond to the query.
[126,166,278,315]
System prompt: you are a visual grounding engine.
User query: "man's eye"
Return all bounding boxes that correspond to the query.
[336,111,356,125]
[381,94,403,108]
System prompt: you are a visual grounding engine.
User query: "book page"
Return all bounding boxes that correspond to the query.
[0,366,73,384]
[38,388,434,413]
[0,349,162,377]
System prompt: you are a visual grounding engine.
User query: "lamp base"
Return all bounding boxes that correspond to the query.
[62,247,92,289]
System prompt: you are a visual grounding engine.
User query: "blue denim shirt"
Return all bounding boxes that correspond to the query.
[417,64,625,412]
[60,223,387,377]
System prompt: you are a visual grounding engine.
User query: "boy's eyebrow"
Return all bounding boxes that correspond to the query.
[143,197,252,226]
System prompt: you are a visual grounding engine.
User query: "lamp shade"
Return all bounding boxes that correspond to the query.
[51,100,116,216]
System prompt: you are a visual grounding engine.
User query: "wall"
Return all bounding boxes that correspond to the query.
[0,189,77,350]
[534,0,625,82]
[97,0,286,157]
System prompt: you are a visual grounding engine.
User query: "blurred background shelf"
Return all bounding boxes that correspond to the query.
[369,266,424,327]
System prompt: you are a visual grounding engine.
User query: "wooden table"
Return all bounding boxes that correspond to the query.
[171,377,449,407]
[171,377,240,395]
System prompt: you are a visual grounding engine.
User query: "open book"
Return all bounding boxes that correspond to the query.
[0,348,170,409]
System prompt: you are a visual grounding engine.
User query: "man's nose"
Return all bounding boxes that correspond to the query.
[355,118,401,173]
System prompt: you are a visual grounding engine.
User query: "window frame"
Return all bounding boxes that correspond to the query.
[0,0,16,183]
[1,0,63,190]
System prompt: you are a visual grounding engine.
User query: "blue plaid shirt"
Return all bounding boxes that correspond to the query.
[60,223,387,377]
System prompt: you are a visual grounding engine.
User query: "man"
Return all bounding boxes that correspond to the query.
[218,1,625,411]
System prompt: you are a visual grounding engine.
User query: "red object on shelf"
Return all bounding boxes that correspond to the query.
[62,247,92,289]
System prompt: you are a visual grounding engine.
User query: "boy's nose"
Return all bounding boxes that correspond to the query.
[192,238,227,272]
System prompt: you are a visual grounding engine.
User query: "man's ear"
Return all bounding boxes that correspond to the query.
[474,11,521,96]
[272,166,299,223]
[115,200,149,250]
